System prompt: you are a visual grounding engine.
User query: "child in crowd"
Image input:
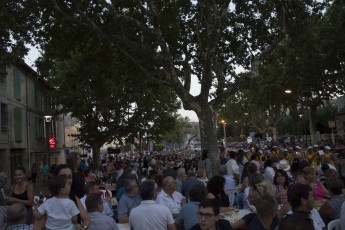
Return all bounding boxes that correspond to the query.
[33,175,80,230]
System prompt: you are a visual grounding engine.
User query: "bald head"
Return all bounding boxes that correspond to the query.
[7,203,27,225]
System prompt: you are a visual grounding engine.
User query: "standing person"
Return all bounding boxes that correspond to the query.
[40,161,49,186]
[33,175,80,230]
[85,194,118,230]
[189,199,232,230]
[66,152,85,199]
[263,159,275,182]
[129,180,175,230]
[31,163,37,184]
[105,157,116,182]
[33,164,90,230]
[175,168,186,193]
[225,151,239,180]
[0,171,8,206]
[197,150,213,179]
[164,162,177,179]
[6,166,34,225]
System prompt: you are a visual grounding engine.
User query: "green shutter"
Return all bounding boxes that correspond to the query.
[14,107,22,142]
[13,68,21,100]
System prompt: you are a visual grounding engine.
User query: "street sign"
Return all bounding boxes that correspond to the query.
[49,137,56,149]
[328,121,336,128]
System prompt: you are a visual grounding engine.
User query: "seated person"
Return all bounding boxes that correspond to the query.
[189,198,232,230]
[302,167,328,201]
[318,177,345,225]
[285,183,325,230]
[156,176,186,218]
[117,179,141,223]
[279,211,314,230]
[243,195,279,230]
[206,176,230,213]
[86,193,118,230]
[175,184,207,230]
[6,203,31,230]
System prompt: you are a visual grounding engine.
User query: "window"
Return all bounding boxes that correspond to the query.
[34,84,42,110]
[35,117,44,141]
[0,64,6,84]
[13,107,22,142]
[1,103,8,133]
[13,67,21,101]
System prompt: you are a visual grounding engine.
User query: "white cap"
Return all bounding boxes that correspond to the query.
[313,144,319,148]
[325,146,331,150]
[296,146,301,150]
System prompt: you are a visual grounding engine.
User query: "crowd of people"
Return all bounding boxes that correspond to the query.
[0,141,345,230]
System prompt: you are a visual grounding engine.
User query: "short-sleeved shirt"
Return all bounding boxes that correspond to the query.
[117,193,141,219]
[88,212,118,230]
[37,197,80,230]
[129,200,175,230]
[156,190,184,215]
[175,201,199,230]
[80,195,114,217]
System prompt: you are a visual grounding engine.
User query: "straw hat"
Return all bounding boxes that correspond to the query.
[276,159,290,171]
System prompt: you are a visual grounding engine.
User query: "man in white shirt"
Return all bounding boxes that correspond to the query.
[225,151,239,178]
[129,180,175,230]
[80,182,114,217]
[156,176,186,218]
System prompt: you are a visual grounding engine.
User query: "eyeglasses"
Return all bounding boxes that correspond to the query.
[198,212,215,219]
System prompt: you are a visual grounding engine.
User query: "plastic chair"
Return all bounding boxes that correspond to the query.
[328,219,341,230]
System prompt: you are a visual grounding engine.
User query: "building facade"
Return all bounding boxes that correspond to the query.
[0,61,65,184]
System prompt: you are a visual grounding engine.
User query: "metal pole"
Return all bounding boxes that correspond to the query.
[223,123,226,147]
[332,127,335,145]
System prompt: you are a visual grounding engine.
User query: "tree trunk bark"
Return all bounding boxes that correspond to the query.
[196,103,220,176]
[92,147,101,169]
[309,105,317,144]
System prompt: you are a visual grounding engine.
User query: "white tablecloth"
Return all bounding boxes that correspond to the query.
[117,223,130,230]
[222,209,252,223]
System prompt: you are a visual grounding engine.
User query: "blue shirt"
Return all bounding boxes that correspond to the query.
[88,212,118,230]
[175,201,199,230]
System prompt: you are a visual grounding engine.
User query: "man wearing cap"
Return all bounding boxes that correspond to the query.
[305,146,319,168]
[164,161,177,179]
[271,146,280,163]
[322,146,338,166]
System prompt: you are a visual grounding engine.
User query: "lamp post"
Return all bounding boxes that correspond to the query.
[220,120,227,147]
[44,115,52,168]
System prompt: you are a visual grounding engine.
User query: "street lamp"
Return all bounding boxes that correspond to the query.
[220,120,227,147]
[284,89,292,94]
[44,115,52,168]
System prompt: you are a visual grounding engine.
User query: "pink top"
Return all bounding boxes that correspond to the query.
[313,180,327,201]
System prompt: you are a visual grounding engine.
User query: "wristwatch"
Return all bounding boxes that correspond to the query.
[81,225,88,229]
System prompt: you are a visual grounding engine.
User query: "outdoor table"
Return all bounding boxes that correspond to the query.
[117,223,130,230]
[221,209,252,224]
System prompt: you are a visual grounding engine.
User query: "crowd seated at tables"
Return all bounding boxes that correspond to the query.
[2,142,345,230]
